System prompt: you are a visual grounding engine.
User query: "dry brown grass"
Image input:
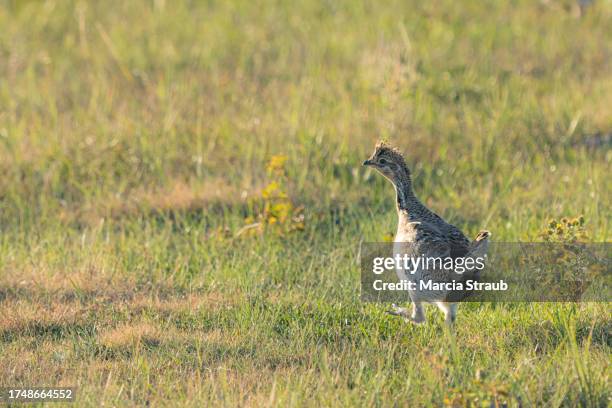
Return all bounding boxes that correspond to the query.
[99,322,162,351]
[0,299,88,342]
[56,178,265,226]
[128,291,239,315]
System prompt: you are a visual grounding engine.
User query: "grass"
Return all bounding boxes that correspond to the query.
[0,0,611,406]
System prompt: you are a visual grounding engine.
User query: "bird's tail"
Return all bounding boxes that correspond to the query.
[469,230,491,259]
[474,230,491,242]
[461,230,491,281]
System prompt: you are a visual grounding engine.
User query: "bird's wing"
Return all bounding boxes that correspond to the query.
[411,221,452,260]
[412,222,479,302]
[447,227,471,258]
[394,220,451,274]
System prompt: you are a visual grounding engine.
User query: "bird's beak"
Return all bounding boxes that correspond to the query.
[363,159,373,166]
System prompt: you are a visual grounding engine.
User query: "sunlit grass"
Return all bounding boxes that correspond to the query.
[0,0,610,406]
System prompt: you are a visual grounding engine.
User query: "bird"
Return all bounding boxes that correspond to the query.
[363,141,490,324]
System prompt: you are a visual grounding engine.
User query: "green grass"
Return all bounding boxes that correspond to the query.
[0,0,611,406]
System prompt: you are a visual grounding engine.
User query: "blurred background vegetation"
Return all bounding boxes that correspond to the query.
[0,0,610,406]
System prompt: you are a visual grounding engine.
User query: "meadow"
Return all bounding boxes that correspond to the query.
[0,0,610,406]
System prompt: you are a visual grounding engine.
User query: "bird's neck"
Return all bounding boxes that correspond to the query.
[393,175,427,220]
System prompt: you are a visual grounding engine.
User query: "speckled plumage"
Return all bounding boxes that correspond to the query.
[364,142,491,324]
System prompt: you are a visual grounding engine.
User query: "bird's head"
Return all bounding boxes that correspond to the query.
[363,141,410,184]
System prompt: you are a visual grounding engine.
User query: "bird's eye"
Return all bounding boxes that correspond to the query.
[379,158,387,165]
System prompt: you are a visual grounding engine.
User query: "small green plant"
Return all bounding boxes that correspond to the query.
[539,215,588,242]
[237,155,304,237]
[529,215,600,300]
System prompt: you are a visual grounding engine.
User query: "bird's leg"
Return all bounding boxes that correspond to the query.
[387,302,425,324]
[436,302,457,325]
[411,302,425,323]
